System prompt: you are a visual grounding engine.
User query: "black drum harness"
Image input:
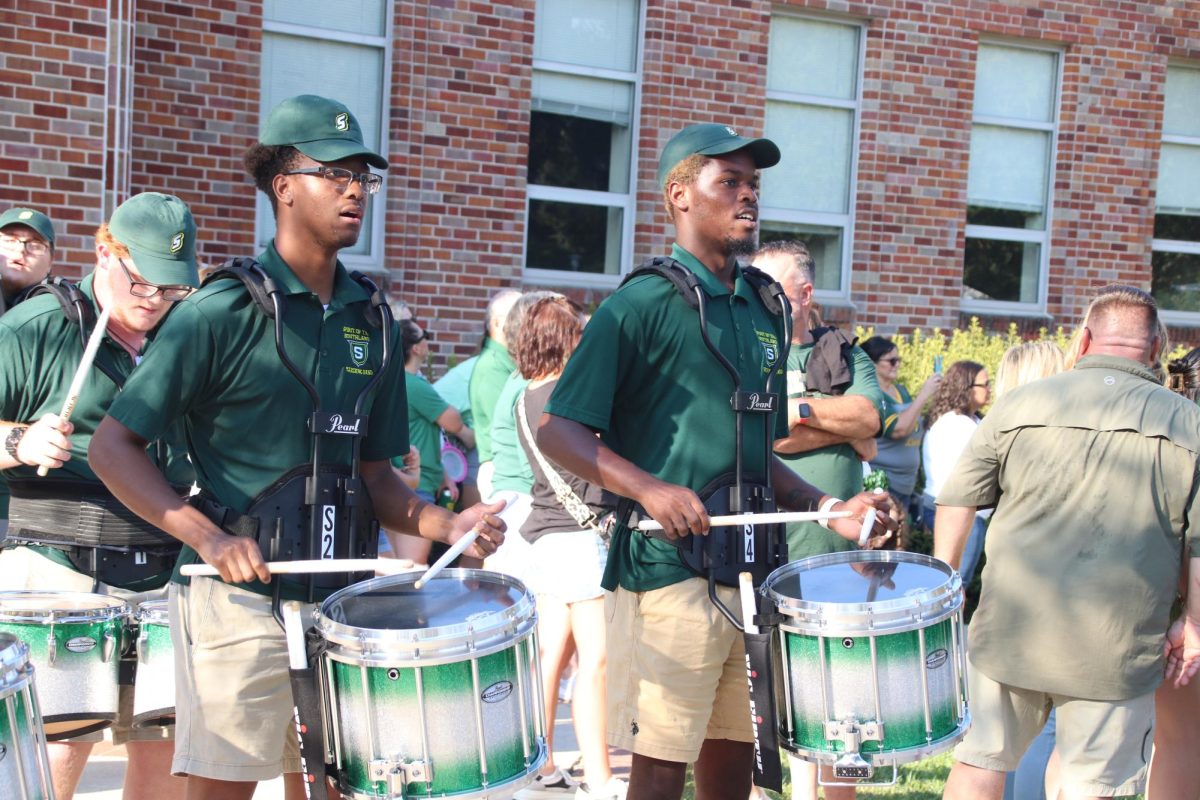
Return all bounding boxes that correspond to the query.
[4,276,183,590]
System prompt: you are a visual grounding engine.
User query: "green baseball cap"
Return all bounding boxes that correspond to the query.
[657,123,781,188]
[260,95,388,170]
[108,192,199,288]
[0,207,55,248]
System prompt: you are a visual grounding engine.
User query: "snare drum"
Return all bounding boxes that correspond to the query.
[132,599,174,728]
[763,551,969,781]
[0,591,128,741]
[317,569,546,799]
[0,632,54,799]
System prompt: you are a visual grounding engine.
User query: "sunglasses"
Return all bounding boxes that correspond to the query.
[880,357,901,366]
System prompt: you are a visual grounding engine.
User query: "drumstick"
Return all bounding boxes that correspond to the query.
[180,558,415,578]
[738,572,758,635]
[636,509,852,532]
[281,601,308,669]
[37,305,112,477]
[413,492,516,590]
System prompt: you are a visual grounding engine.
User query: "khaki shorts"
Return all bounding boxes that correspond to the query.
[170,578,314,781]
[605,579,753,762]
[954,666,1154,797]
[0,545,171,745]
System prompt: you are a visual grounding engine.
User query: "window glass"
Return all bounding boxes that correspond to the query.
[1164,66,1200,137]
[963,238,1041,303]
[263,0,386,37]
[526,200,623,275]
[534,0,638,72]
[767,16,859,100]
[762,102,853,215]
[759,222,843,292]
[974,45,1057,122]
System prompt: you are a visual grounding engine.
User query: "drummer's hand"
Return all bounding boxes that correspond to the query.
[450,498,506,558]
[830,491,897,550]
[636,478,708,540]
[194,531,271,584]
[16,414,74,469]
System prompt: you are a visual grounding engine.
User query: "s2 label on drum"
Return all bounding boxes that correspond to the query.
[321,506,337,559]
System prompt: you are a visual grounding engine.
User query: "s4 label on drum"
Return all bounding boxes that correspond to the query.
[321,506,336,560]
[743,524,755,562]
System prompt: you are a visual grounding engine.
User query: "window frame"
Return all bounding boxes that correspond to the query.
[522,3,646,290]
[961,39,1063,316]
[256,11,394,270]
[1155,63,1200,325]
[759,12,866,303]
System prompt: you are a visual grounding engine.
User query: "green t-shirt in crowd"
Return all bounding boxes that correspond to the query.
[489,371,533,494]
[547,243,788,592]
[469,338,514,462]
[776,339,883,560]
[870,384,924,498]
[107,241,410,601]
[399,370,449,496]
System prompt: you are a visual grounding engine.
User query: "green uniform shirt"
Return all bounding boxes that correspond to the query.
[107,241,410,599]
[938,355,1200,700]
[400,371,449,496]
[777,341,884,560]
[0,274,192,588]
[489,372,533,494]
[547,244,788,592]
[870,384,924,497]
[470,338,514,462]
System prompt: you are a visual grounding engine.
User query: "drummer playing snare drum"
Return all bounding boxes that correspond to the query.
[90,95,505,800]
[0,193,200,800]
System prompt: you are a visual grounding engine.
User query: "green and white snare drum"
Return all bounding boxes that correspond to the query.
[316,569,546,799]
[0,632,54,799]
[762,551,969,781]
[133,599,174,729]
[0,590,128,741]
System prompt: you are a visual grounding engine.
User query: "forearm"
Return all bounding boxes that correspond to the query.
[932,504,977,569]
[770,458,832,512]
[775,425,857,454]
[892,403,924,439]
[1188,555,1200,622]
[456,425,475,451]
[363,460,456,544]
[537,414,657,504]
[796,395,880,439]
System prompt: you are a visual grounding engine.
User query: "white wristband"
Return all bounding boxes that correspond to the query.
[818,497,841,529]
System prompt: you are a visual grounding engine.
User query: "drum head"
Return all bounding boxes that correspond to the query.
[763,551,961,635]
[0,591,128,624]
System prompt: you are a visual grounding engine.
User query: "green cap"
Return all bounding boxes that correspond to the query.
[657,123,781,188]
[108,192,199,287]
[260,95,388,170]
[0,207,55,248]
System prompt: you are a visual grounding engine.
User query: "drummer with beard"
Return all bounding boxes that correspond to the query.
[89,95,505,800]
[0,192,199,799]
[537,123,894,800]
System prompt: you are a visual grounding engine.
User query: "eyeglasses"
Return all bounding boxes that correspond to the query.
[283,167,383,195]
[0,233,50,256]
[881,357,901,366]
[118,259,193,302]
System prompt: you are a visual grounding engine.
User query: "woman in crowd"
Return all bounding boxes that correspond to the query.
[993,340,1065,399]
[922,360,990,585]
[512,296,625,800]
[861,336,941,526]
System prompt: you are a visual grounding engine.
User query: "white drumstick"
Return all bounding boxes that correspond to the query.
[738,572,759,635]
[37,305,112,477]
[857,509,877,547]
[180,558,415,578]
[414,492,516,590]
[636,509,852,532]
[281,601,308,670]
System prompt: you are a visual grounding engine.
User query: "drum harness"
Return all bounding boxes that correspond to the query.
[191,258,395,799]
[4,276,185,592]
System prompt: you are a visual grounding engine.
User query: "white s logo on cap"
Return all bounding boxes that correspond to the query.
[335,112,349,132]
[170,232,184,253]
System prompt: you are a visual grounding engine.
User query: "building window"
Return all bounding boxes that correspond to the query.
[525,0,641,285]
[760,15,863,295]
[1153,64,1200,317]
[963,43,1060,308]
[256,0,391,265]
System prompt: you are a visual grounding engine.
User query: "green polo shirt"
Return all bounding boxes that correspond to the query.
[400,371,449,496]
[546,244,788,592]
[470,338,515,462]
[777,341,884,559]
[490,371,533,494]
[938,355,1200,699]
[0,274,192,588]
[107,241,409,599]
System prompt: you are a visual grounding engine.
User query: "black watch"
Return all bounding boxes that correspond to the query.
[5,425,28,461]
[795,402,812,425]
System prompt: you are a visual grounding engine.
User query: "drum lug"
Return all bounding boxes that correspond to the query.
[370,758,432,792]
[47,630,57,666]
[102,629,117,663]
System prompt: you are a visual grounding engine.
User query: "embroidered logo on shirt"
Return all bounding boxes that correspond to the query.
[343,326,374,375]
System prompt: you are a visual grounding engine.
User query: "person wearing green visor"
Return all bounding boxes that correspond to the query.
[0,191,199,800]
[90,95,506,800]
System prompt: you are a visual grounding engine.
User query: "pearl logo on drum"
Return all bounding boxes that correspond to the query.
[481,681,513,704]
[925,648,949,670]
[65,636,97,654]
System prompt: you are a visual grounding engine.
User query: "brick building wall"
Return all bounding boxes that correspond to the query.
[2,1,1198,368]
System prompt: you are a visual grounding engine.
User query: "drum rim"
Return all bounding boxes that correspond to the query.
[0,590,130,624]
[316,568,537,657]
[762,551,962,634]
[136,599,170,625]
[781,710,971,767]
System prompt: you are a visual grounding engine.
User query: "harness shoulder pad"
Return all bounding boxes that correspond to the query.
[740,264,786,318]
[349,271,387,330]
[618,257,702,310]
[22,276,93,328]
[202,257,279,319]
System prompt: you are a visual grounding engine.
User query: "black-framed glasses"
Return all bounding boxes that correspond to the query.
[118,259,193,301]
[881,357,901,366]
[0,233,50,256]
[283,167,383,195]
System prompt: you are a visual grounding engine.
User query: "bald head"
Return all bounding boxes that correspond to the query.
[753,240,814,336]
[1080,285,1161,364]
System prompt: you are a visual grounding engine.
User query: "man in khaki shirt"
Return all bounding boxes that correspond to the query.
[935,286,1200,800]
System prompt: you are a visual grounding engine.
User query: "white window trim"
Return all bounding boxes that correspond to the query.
[761,12,865,302]
[522,2,645,287]
[257,8,393,271]
[1152,63,1200,323]
[962,40,1062,314]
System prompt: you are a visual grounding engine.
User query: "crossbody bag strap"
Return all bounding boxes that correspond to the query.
[516,390,601,532]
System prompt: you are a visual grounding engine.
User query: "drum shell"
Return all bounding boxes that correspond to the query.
[0,591,128,741]
[0,632,54,799]
[132,599,175,728]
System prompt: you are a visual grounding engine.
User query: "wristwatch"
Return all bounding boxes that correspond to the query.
[5,426,28,461]
[794,401,812,425]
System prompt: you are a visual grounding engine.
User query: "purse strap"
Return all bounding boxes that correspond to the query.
[516,389,602,533]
